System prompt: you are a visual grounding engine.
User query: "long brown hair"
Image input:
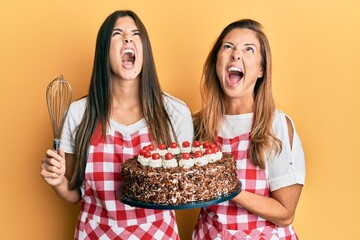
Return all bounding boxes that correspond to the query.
[193,19,281,169]
[71,10,175,189]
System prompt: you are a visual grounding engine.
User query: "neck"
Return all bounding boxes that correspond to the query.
[225,97,254,115]
[111,77,140,104]
[110,77,143,125]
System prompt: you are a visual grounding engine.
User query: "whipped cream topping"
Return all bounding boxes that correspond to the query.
[181,146,191,153]
[194,156,208,166]
[138,156,151,166]
[191,146,202,153]
[214,151,223,160]
[179,158,194,168]
[168,147,180,155]
[156,149,168,156]
[191,141,202,153]
[138,141,225,168]
[206,153,216,163]
[149,158,162,168]
[163,158,178,168]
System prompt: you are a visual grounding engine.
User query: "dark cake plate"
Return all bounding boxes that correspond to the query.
[118,181,242,210]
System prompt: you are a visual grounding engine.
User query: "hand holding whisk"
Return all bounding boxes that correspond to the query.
[46,75,72,153]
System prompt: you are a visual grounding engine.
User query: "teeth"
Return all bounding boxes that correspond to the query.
[122,48,135,56]
[228,66,242,72]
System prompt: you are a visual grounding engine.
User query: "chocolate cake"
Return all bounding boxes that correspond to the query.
[121,141,239,205]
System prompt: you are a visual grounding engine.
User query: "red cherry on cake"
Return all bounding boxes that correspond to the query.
[170,142,178,148]
[182,152,190,160]
[144,151,152,158]
[165,152,174,160]
[158,143,166,150]
[205,148,213,155]
[212,146,220,153]
[202,142,209,148]
[194,151,203,158]
[147,144,155,151]
[182,141,190,147]
[209,143,216,148]
[152,153,160,160]
[193,141,201,147]
[139,149,146,156]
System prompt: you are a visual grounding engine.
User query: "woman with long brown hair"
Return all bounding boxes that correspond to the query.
[40,10,193,239]
[193,19,305,239]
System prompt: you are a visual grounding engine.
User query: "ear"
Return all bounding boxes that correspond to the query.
[258,68,264,78]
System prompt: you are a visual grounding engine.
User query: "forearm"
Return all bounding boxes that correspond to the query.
[232,191,291,226]
[231,184,302,227]
[52,178,81,204]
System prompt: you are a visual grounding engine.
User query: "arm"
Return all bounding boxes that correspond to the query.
[41,148,81,204]
[232,184,302,227]
[232,115,303,227]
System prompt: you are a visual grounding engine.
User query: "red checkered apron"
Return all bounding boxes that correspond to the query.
[74,124,180,240]
[193,133,298,240]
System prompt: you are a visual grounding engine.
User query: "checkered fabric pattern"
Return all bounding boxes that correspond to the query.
[75,124,180,240]
[192,133,297,240]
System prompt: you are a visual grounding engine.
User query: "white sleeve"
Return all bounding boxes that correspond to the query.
[60,98,86,154]
[163,93,194,144]
[267,110,306,191]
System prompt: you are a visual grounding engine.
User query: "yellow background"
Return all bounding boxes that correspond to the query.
[0,0,359,239]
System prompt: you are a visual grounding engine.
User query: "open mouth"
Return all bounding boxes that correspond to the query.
[227,66,244,85]
[121,48,135,69]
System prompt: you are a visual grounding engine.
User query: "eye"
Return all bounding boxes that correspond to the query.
[245,47,254,53]
[112,30,122,37]
[133,31,140,36]
[223,43,233,50]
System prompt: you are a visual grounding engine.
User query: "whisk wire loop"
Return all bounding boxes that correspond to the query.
[46,75,72,152]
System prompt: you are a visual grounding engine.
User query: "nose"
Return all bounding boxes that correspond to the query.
[122,35,133,43]
[231,48,241,61]
[231,52,241,61]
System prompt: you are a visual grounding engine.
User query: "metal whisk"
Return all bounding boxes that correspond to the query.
[46,75,72,153]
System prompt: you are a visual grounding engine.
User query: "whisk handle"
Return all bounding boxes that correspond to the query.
[53,139,60,153]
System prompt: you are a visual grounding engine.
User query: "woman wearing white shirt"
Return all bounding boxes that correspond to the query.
[193,19,305,239]
[40,10,193,239]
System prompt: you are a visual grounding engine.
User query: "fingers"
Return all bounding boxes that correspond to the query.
[41,148,65,178]
[58,148,65,159]
[42,156,62,170]
[40,168,61,178]
[46,149,62,161]
[41,160,62,175]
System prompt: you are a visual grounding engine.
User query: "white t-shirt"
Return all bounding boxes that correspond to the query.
[218,110,305,191]
[61,92,194,154]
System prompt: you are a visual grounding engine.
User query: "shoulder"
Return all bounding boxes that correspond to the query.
[67,97,87,123]
[273,110,295,132]
[163,92,191,114]
[70,97,87,109]
[163,92,189,108]
[273,109,287,124]
[272,109,297,146]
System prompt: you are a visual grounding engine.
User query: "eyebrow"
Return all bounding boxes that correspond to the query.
[224,41,235,46]
[244,43,257,48]
[112,28,140,33]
